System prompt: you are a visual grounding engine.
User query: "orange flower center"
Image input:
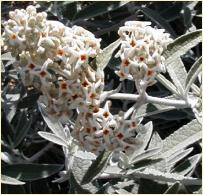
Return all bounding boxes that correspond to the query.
[28,63,35,70]
[123,59,130,66]
[80,54,87,61]
[130,40,136,47]
[90,93,97,99]
[93,107,99,113]
[61,82,67,90]
[11,34,17,40]
[82,80,89,87]
[103,129,109,135]
[147,69,154,77]
[39,71,46,77]
[57,49,64,56]
[103,112,109,118]
[117,133,124,139]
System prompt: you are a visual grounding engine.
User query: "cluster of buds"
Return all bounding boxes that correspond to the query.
[115,21,172,91]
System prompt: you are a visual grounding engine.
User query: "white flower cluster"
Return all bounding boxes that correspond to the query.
[115,21,172,88]
[2,6,157,156]
[74,103,143,155]
[2,5,103,119]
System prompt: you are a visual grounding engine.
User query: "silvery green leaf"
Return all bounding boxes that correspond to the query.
[1,174,25,185]
[38,131,68,148]
[1,52,15,61]
[148,131,163,149]
[135,103,148,117]
[52,170,69,183]
[96,38,121,70]
[166,147,193,170]
[71,157,97,193]
[161,119,201,159]
[163,30,202,62]
[104,165,122,175]
[138,102,181,120]
[132,158,163,171]
[73,2,128,20]
[118,152,130,169]
[2,163,63,181]
[81,150,112,185]
[114,179,135,189]
[73,150,97,160]
[69,171,91,194]
[115,188,131,194]
[14,114,33,148]
[156,74,179,95]
[130,121,153,158]
[171,153,201,176]
[185,57,202,94]
[38,102,67,140]
[163,30,202,95]
[5,94,20,101]
[129,168,201,185]
[165,57,186,96]
[130,147,162,164]
[164,182,180,194]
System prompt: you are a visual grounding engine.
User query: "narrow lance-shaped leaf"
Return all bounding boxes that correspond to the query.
[185,57,202,94]
[96,38,121,70]
[38,131,68,148]
[130,121,153,160]
[81,150,112,185]
[128,168,201,185]
[163,30,202,62]
[2,164,63,181]
[73,2,128,20]
[1,174,25,185]
[161,119,201,158]
[1,52,15,61]
[69,171,91,194]
[165,57,186,96]
[132,158,163,170]
[130,147,161,164]
[163,30,201,94]
[38,102,67,141]
[156,74,179,96]
[166,147,193,170]
[171,153,202,176]
[139,7,177,38]
[14,115,33,148]
[164,182,180,194]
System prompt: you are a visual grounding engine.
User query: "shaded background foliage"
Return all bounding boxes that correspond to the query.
[1,1,202,194]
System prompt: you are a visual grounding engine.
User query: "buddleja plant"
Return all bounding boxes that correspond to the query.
[1,3,202,194]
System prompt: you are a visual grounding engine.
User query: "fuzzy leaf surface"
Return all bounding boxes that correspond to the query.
[38,131,68,147]
[2,164,63,181]
[163,30,202,61]
[164,182,180,194]
[185,57,202,93]
[161,119,201,158]
[129,168,201,185]
[81,150,112,185]
[1,174,25,185]
[171,153,202,176]
[96,38,121,70]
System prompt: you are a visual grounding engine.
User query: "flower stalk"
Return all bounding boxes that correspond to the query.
[108,93,189,108]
